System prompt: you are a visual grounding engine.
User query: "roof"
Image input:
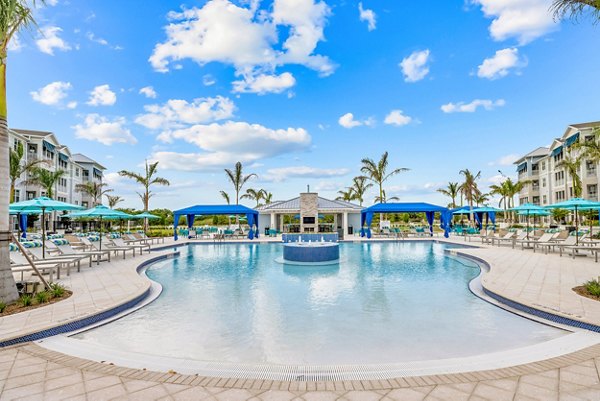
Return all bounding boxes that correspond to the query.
[12,129,53,137]
[173,204,258,216]
[569,121,600,130]
[361,202,448,214]
[71,153,106,170]
[513,147,550,164]
[256,196,362,212]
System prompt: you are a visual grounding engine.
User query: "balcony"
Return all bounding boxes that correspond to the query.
[587,169,597,177]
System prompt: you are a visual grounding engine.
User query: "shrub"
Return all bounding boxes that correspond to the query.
[0,301,6,313]
[35,291,50,304]
[19,295,33,307]
[585,279,600,297]
[50,283,65,298]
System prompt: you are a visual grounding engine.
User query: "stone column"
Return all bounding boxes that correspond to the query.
[343,212,349,238]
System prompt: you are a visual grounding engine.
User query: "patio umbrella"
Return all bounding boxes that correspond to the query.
[471,206,502,230]
[509,203,547,240]
[9,207,42,239]
[517,209,550,233]
[545,198,600,244]
[10,197,83,258]
[65,205,133,250]
[129,212,161,236]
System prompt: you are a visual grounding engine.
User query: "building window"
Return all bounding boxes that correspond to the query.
[541,161,546,171]
[542,195,547,205]
[542,178,547,188]
[14,189,20,202]
[26,191,36,200]
[532,196,540,205]
[82,201,88,208]
[555,171,565,182]
[532,180,539,191]
[532,164,539,172]
[589,184,598,200]
[75,168,80,177]
[556,190,566,202]
[554,153,563,163]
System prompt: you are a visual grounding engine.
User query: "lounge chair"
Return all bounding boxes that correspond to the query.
[188,229,197,239]
[81,237,133,259]
[111,237,150,254]
[10,250,64,281]
[49,240,110,265]
[535,235,581,255]
[494,231,526,248]
[23,241,86,272]
[516,232,557,251]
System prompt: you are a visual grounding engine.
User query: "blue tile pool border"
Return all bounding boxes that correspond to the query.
[453,251,600,334]
[0,252,178,348]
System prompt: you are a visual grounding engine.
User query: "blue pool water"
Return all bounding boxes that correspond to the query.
[75,242,564,364]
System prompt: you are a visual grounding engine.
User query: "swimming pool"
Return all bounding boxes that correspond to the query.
[74,242,564,365]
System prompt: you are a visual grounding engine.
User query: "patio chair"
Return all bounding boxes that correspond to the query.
[81,237,133,259]
[111,237,151,254]
[516,232,557,251]
[536,235,581,255]
[24,241,86,272]
[10,250,63,281]
[49,240,110,265]
[494,231,526,248]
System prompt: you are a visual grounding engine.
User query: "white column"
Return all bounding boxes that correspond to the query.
[343,212,348,238]
[270,213,276,229]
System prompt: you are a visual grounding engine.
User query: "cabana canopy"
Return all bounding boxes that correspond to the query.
[360,202,451,238]
[173,204,259,240]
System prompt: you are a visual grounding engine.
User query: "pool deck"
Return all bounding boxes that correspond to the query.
[3,236,600,399]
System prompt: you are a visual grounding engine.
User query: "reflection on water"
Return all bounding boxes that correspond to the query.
[75,242,565,365]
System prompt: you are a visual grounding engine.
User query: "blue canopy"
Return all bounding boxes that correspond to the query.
[173,204,259,240]
[360,202,451,238]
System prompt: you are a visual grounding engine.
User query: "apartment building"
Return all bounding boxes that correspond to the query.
[514,121,600,207]
[9,129,105,209]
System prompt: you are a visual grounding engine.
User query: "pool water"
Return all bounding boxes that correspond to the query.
[75,242,564,365]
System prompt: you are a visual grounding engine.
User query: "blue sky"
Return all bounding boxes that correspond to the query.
[6,0,600,209]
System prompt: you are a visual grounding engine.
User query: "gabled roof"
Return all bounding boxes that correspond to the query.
[257,196,362,212]
[72,153,106,170]
[514,147,549,164]
[12,129,53,137]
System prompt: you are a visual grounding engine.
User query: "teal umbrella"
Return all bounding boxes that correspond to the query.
[10,197,83,258]
[129,212,161,236]
[66,205,133,250]
[471,206,502,213]
[509,203,547,240]
[518,209,550,233]
[545,198,600,244]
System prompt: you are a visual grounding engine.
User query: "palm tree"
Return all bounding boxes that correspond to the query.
[75,182,112,206]
[23,167,65,198]
[360,151,409,204]
[220,190,231,205]
[119,161,170,211]
[349,176,372,206]
[263,192,273,205]
[241,188,266,207]
[459,169,481,211]
[437,182,460,209]
[374,190,399,203]
[106,195,124,209]
[1,0,43,301]
[557,153,584,198]
[551,0,600,21]
[336,188,354,202]
[474,192,490,207]
[9,141,45,202]
[224,162,257,205]
[490,179,512,221]
[119,161,170,231]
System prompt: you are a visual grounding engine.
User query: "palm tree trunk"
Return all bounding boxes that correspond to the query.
[9,181,14,203]
[0,65,19,301]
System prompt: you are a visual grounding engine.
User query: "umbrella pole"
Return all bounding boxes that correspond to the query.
[576,206,579,245]
[42,207,46,259]
[99,216,103,251]
[526,211,530,240]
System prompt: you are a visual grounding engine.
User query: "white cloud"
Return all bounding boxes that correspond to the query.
[139,86,158,99]
[86,32,108,46]
[150,121,311,170]
[487,174,506,185]
[232,72,296,94]
[87,84,117,106]
[384,110,412,126]
[30,81,72,106]
[67,101,78,109]
[338,113,374,129]
[203,74,216,86]
[477,48,526,79]
[399,49,430,83]
[358,2,376,31]
[471,0,557,45]
[36,26,71,55]
[149,0,335,88]
[73,114,137,145]
[489,153,520,166]
[441,99,506,113]
[47,0,58,5]
[135,96,235,132]
[263,166,350,182]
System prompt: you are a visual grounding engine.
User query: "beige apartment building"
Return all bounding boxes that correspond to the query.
[514,121,600,209]
[9,129,105,228]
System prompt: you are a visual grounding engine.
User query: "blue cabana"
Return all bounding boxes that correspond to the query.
[360,202,451,238]
[173,204,259,240]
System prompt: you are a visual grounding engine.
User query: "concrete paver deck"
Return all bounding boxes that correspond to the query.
[3,235,600,399]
